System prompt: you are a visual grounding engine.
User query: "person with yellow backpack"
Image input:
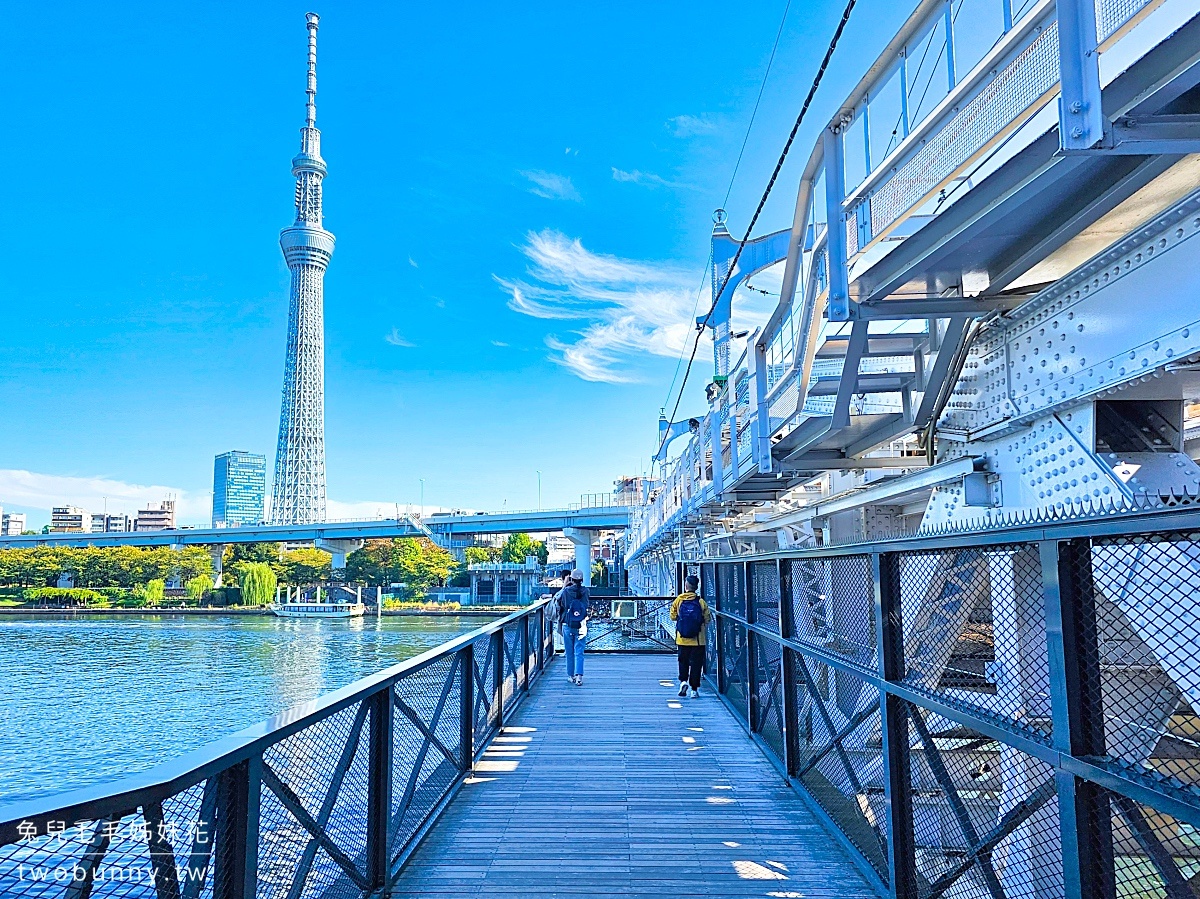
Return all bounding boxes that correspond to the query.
[669,574,711,697]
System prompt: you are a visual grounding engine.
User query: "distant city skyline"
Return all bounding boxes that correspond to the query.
[0,2,913,527]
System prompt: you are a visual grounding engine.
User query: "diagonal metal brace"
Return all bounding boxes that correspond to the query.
[284,700,371,899]
[260,765,370,891]
[911,709,1008,899]
[926,777,1057,899]
[793,654,867,796]
[1113,794,1194,899]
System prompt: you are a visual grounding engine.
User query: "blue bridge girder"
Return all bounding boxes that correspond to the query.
[0,507,632,550]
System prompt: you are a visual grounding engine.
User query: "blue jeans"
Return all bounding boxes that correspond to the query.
[563,626,585,678]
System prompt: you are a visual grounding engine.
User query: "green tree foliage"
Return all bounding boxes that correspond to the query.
[241,563,277,606]
[592,559,609,587]
[345,538,456,599]
[280,548,332,585]
[220,543,283,587]
[0,545,212,589]
[186,573,214,603]
[144,578,165,605]
[500,533,548,565]
[463,545,500,566]
[23,587,106,606]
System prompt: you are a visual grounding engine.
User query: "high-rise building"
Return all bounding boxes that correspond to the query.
[213,451,267,527]
[135,500,176,532]
[1,512,25,536]
[271,13,333,525]
[52,506,90,532]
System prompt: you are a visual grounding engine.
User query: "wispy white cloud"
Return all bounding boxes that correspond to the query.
[385,328,415,347]
[611,167,685,189]
[667,114,718,138]
[496,230,707,384]
[520,170,581,202]
[491,340,509,348]
[408,256,418,268]
[0,469,210,524]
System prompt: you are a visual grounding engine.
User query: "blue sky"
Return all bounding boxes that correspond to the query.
[1,0,911,526]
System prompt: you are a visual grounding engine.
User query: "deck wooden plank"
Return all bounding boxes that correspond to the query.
[392,654,879,898]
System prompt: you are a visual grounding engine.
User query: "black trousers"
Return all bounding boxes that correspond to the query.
[677,644,705,689]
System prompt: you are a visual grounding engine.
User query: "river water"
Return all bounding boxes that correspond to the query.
[0,613,489,805]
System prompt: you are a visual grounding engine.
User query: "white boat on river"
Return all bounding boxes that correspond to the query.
[270,585,369,619]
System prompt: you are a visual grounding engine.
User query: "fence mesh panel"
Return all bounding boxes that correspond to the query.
[754,635,786,764]
[719,562,746,618]
[389,656,462,861]
[720,618,749,721]
[906,703,1062,899]
[790,654,889,879]
[257,699,371,899]
[471,633,497,756]
[1083,534,1200,802]
[1089,787,1200,897]
[787,556,876,670]
[898,545,1052,743]
[750,560,780,633]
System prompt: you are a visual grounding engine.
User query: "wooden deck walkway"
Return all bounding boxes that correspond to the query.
[394,653,879,898]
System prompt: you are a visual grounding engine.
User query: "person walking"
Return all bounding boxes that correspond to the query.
[556,568,590,686]
[670,574,710,698]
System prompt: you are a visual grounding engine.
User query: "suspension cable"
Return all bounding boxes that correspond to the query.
[656,0,859,462]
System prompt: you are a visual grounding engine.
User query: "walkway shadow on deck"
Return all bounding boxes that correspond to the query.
[393,653,878,898]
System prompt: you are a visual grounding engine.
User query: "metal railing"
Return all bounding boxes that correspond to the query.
[0,599,556,896]
[698,505,1200,899]
[582,597,677,651]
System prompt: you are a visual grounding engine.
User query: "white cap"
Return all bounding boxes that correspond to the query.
[570,568,585,580]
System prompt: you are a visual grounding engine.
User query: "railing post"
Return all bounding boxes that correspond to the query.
[745,561,759,731]
[1042,538,1113,899]
[459,642,474,772]
[873,552,916,899]
[492,628,505,730]
[714,562,726,694]
[213,756,260,899]
[366,686,394,892]
[521,612,530,691]
[779,558,800,777]
[536,606,545,672]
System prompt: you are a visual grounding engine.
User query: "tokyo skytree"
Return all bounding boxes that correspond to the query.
[271,12,333,524]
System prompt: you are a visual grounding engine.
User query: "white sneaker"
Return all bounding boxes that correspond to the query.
[689,688,699,698]
[678,682,688,697]
[575,675,583,686]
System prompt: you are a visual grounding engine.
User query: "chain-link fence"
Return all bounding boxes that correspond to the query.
[0,600,555,897]
[703,512,1200,898]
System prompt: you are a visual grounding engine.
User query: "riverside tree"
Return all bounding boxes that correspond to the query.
[240,563,277,606]
[500,533,548,565]
[0,545,212,589]
[345,538,455,598]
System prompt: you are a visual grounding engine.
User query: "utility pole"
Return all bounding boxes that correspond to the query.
[536,471,542,511]
[419,479,425,519]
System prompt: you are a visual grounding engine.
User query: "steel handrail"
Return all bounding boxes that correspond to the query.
[0,598,552,841]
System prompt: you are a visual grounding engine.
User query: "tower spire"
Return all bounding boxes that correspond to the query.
[305,12,318,128]
[272,13,334,525]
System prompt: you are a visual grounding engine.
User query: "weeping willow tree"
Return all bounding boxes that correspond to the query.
[240,563,277,607]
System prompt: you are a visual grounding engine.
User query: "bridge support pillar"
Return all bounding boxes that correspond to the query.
[563,528,594,583]
[314,538,364,571]
[211,545,226,587]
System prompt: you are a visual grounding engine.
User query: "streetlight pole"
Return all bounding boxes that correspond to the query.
[536,471,542,511]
